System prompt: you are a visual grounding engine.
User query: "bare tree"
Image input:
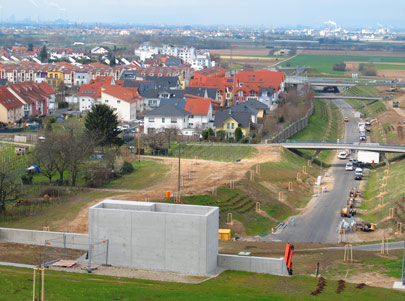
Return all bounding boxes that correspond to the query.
[64,124,95,186]
[163,126,180,148]
[0,161,20,213]
[141,132,166,150]
[32,138,57,183]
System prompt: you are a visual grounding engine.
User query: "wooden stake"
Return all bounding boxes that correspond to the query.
[250,170,255,181]
[278,191,284,202]
[227,213,233,225]
[255,202,261,213]
[296,172,301,181]
[344,244,353,263]
[302,166,307,175]
[256,164,261,175]
[307,160,312,167]
[288,181,293,192]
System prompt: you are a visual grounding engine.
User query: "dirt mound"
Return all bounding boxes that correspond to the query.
[65,145,282,234]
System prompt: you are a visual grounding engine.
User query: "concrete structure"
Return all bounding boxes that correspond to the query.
[281,142,405,153]
[0,227,88,250]
[218,254,289,276]
[88,200,219,275]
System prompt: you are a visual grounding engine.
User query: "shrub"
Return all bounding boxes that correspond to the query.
[333,62,346,71]
[235,127,243,142]
[359,63,377,76]
[58,101,69,109]
[228,137,235,143]
[21,174,33,185]
[216,130,226,142]
[278,115,285,123]
[120,161,134,175]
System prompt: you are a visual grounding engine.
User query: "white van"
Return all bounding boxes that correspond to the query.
[345,162,354,171]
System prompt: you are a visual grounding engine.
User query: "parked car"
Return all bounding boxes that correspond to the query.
[354,174,363,180]
[345,162,354,171]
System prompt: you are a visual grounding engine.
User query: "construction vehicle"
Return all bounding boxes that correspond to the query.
[393,101,399,108]
[356,222,376,232]
[341,206,356,217]
[390,81,398,92]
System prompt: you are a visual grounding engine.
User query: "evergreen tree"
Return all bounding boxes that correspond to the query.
[84,104,122,147]
[39,45,48,62]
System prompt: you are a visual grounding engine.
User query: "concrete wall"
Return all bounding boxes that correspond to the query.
[0,227,88,250]
[89,200,219,276]
[217,254,289,276]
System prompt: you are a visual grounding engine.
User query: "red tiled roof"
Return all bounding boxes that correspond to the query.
[0,86,23,109]
[102,86,142,103]
[78,84,102,98]
[8,82,48,105]
[185,97,211,116]
[90,76,114,86]
[38,82,55,95]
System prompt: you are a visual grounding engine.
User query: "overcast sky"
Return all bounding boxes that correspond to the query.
[2,0,404,28]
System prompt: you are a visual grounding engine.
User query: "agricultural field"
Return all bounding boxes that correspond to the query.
[168,144,257,162]
[281,54,405,75]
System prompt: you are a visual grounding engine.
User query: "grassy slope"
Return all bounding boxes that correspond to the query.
[168,144,257,162]
[290,99,343,164]
[1,266,404,300]
[178,149,319,235]
[106,159,170,190]
[361,159,405,225]
[0,159,170,230]
[343,85,379,97]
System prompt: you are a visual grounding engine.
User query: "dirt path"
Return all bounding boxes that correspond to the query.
[66,145,282,234]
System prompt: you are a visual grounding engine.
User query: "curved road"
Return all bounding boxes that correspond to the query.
[275,99,362,243]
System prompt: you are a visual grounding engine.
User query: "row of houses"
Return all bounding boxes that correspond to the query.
[0,81,55,124]
[0,61,195,91]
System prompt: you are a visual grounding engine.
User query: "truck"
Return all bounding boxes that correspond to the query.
[358,151,380,164]
[358,122,365,131]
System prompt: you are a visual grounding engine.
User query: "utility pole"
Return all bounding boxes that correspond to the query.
[137,124,141,162]
[401,240,405,285]
[177,144,181,202]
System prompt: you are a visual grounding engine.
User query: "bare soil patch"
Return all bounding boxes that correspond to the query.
[210,48,270,56]
[67,146,282,234]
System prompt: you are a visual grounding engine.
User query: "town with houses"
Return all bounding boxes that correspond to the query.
[0,43,284,139]
[1,1,405,299]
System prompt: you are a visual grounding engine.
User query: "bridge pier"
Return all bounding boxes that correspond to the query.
[311,150,321,162]
[381,152,390,166]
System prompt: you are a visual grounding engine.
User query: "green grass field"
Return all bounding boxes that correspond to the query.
[374,64,405,70]
[169,144,257,162]
[281,54,405,75]
[105,159,170,190]
[290,99,343,164]
[343,85,379,97]
[0,266,403,300]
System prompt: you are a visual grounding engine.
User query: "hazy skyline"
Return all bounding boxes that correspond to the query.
[1,0,404,28]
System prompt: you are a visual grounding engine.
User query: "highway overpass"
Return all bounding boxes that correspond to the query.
[281,141,405,153]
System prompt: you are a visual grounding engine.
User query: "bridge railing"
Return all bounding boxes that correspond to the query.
[281,140,405,149]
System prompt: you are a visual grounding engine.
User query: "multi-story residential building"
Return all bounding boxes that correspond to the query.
[101,85,143,121]
[0,86,24,123]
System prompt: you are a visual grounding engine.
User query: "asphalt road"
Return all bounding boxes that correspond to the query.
[275,98,362,243]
